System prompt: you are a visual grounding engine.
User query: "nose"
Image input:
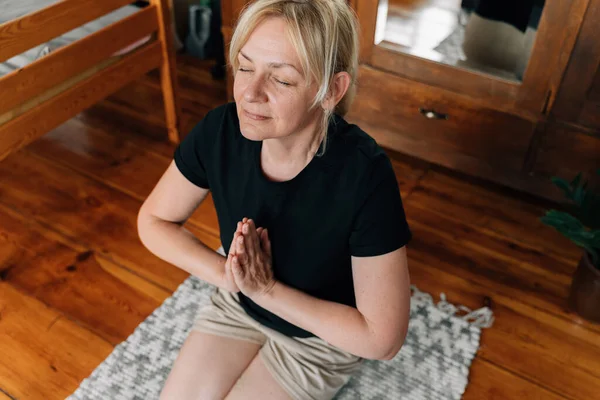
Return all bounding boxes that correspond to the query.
[243,74,268,103]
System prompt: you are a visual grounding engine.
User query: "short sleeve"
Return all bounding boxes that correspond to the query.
[349,155,412,257]
[173,107,223,189]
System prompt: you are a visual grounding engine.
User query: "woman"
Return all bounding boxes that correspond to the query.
[137,0,412,399]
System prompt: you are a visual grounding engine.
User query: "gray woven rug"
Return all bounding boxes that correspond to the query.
[68,276,493,400]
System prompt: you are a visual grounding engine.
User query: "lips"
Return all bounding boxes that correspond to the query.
[243,109,270,121]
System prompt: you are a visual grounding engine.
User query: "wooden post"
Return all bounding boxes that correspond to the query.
[150,0,182,143]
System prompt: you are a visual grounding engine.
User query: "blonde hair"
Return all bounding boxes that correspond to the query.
[228,0,360,155]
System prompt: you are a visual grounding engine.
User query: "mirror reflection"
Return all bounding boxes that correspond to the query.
[375,0,546,81]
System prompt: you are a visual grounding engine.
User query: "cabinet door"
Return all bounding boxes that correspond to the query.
[551,0,600,130]
[355,0,590,120]
[533,122,600,182]
[221,0,248,30]
[221,0,249,102]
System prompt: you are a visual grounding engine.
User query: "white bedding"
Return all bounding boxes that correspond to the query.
[0,1,147,77]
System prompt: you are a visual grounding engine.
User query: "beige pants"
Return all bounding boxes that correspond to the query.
[192,287,363,400]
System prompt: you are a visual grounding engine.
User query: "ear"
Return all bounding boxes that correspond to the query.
[322,71,351,112]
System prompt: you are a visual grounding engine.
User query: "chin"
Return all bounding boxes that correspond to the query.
[239,123,268,141]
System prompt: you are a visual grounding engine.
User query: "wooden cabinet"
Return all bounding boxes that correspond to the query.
[551,0,600,130]
[532,0,600,188]
[350,67,536,175]
[533,122,600,181]
[220,0,600,201]
[354,0,586,120]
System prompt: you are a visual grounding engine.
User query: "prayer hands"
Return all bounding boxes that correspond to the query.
[226,218,276,300]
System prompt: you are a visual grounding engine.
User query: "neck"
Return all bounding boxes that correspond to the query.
[262,114,324,167]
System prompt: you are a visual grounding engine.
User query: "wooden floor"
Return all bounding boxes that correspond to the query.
[1,54,599,400]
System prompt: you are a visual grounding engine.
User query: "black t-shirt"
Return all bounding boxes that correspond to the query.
[174,102,412,338]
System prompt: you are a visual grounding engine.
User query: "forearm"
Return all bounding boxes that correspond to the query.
[253,282,396,360]
[138,217,228,289]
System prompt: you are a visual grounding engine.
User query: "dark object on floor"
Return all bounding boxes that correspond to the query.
[210,0,227,80]
[184,0,226,80]
[568,251,600,323]
[541,169,600,323]
[186,1,213,59]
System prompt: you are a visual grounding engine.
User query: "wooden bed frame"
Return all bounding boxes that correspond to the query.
[0,0,182,162]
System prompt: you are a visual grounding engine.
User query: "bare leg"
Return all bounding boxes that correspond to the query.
[160,331,262,400]
[225,354,293,400]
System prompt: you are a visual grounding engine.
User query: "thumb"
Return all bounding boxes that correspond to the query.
[225,254,235,280]
[232,256,243,280]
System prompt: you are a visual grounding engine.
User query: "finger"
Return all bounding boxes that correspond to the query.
[242,217,248,224]
[244,220,259,260]
[241,234,251,265]
[236,234,248,264]
[229,231,240,256]
[242,222,253,261]
[249,220,261,255]
[229,234,236,255]
[256,227,264,252]
[262,228,272,257]
[260,229,266,252]
[230,223,243,255]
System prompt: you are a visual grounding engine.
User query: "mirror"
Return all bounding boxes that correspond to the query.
[375,0,546,82]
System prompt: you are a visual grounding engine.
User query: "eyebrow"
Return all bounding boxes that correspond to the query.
[239,51,301,74]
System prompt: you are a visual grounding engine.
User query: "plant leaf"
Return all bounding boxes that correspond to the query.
[551,177,572,198]
[571,173,582,188]
[574,185,585,207]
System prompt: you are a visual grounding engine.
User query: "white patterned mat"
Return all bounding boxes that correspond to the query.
[68,276,493,400]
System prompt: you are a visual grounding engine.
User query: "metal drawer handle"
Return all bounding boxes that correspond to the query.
[419,108,449,120]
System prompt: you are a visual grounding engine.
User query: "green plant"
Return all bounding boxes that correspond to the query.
[541,169,600,269]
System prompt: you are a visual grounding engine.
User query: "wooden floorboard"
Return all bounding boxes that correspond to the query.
[25,117,221,239]
[464,357,567,400]
[1,54,598,399]
[0,283,113,399]
[0,204,170,344]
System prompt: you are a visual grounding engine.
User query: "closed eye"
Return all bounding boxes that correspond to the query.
[238,66,291,86]
[275,79,291,86]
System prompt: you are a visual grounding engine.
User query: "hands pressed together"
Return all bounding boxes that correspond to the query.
[222,218,277,300]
